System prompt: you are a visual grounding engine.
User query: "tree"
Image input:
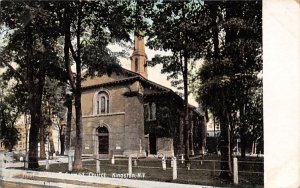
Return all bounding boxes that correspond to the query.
[1,1,135,169]
[40,78,67,158]
[60,0,135,170]
[0,1,63,168]
[0,78,21,151]
[195,0,262,179]
[63,91,73,155]
[145,0,209,166]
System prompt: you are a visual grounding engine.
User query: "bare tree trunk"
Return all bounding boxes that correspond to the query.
[26,22,39,169]
[65,96,72,154]
[28,108,40,168]
[39,123,46,159]
[60,134,65,155]
[26,24,46,168]
[63,3,83,169]
[72,2,83,170]
[63,4,73,155]
[240,105,246,158]
[28,75,45,168]
[219,111,233,179]
[182,53,191,168]
[73,91,83,170]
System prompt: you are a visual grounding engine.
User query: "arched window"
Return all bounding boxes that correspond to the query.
[97,92,109,114]
[150,102,156,120]
[144,103,150,121]
[135,58,139,72]
[151,103,156,120]
[144,60,147,70]
[145,102,156,121]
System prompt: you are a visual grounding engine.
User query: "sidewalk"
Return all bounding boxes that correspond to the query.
[0,156,219,188]
[0,168,217,188]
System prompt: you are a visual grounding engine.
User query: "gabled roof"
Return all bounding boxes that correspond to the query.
[82,67,201,116]
[82,67,172,92]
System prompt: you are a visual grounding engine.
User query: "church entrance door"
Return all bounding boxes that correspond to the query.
[149,133,157,154]
[97,126,109,154]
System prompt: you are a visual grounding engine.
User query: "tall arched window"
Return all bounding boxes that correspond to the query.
[144,60,147,71]
[144,103,150,121]
[135,58,139,72]
[151,103,156,120]
[97,92,109,114]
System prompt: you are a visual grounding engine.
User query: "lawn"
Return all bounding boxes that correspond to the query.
[40,155,263,188]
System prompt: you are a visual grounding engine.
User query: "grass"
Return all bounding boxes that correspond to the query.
[37,155,263,188]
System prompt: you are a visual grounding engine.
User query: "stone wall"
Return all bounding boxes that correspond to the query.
[124,93,146,157]
[156,137,174,157]
[78,80,146,157]
[82,113,125,156]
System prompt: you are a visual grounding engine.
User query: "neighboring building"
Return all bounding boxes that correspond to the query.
[0,114,62,157]
[0,116,28,153]
[71,32,206,157]
[206,111,220,137]
[205,111,220,154]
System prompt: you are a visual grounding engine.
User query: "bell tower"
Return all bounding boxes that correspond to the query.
[130,30,148,78]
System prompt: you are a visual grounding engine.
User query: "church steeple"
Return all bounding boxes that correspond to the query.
[130,1,148,78]
[130,31,148,78]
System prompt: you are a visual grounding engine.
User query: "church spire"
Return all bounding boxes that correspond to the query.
[130,1,148,78]
[130,31,148,78]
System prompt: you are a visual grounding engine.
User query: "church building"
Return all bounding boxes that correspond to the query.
[74,32,206,157]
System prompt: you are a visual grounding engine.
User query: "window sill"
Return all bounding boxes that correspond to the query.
[83,112,125,118]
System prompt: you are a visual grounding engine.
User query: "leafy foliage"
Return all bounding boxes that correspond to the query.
[0,77,22,151]
[144,0,211,165]
[196,0,262,170]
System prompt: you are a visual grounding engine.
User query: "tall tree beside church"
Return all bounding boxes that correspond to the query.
[146,0,209,165]
[0,1,63,168]
[196,0,262,179]
[60,0,134,170]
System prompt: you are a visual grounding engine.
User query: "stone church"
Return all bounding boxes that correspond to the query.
[75,33,206,157]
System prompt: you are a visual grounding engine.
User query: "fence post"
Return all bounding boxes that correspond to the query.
[96,154,100,173]
[162,156,166,170]
[233,157,238,184]
[187,162,190,170]
[111,155,115,165]
[128,156,132,175]
[46,152,49,170]
[0,153,4,169]
[68,152,72,172]
[213,160,215,177]
[172,157,177,180]
[25,153,28,169]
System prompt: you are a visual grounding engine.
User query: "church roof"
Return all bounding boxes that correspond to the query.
[82,70,171,93]
[82,67,200,115]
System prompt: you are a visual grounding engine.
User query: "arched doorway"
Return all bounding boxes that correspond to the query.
[97,126,109,154]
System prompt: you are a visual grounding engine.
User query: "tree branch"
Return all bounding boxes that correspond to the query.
[68,38,78,64]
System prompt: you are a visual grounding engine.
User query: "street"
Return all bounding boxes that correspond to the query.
[0,180,59,188]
